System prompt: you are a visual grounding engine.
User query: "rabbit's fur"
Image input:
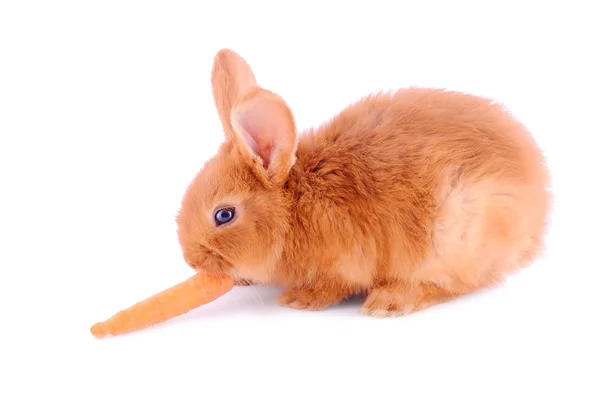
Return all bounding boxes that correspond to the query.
[176,49,551,316]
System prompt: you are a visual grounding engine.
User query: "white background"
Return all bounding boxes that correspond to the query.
[1,1,599,396]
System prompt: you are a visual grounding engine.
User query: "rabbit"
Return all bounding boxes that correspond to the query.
[175,48,552,317]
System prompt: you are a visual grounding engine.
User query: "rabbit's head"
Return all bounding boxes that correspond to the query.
[176,49,298,284]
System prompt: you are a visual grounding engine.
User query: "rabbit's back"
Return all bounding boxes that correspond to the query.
[298,88,545,185]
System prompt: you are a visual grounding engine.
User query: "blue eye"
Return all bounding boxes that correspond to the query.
[215,208,235,226]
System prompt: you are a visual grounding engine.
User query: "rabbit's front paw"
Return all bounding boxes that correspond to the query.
[276,288,345,311]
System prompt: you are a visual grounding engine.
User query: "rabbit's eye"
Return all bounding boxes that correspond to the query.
[215,207,235,226]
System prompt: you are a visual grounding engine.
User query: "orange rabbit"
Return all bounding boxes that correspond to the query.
[176,48,551,316]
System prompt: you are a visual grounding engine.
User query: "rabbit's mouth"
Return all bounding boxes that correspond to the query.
[187,245,235,276]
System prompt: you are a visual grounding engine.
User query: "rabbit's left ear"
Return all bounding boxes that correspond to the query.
[230,86,298,184]
[211,49,257,142]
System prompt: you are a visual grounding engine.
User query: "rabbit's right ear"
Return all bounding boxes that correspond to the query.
[211,49,257,141]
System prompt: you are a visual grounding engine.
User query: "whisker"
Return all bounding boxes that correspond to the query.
[248,284,264,306]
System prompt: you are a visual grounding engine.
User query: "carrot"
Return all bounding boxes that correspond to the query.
[90,272,233,338]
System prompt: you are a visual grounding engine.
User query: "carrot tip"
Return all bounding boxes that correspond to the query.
[91,322,108,338]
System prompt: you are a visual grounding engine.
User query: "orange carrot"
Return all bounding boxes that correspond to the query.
[90,272,233,338]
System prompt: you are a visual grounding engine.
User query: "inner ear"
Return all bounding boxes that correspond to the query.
[235,101,283,168]
[231,87,297,177]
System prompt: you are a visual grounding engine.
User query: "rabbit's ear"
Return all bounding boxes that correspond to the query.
[231,86,298,184]
[211,49,257,141]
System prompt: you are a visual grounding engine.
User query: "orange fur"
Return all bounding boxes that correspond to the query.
[175,48,552,317]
